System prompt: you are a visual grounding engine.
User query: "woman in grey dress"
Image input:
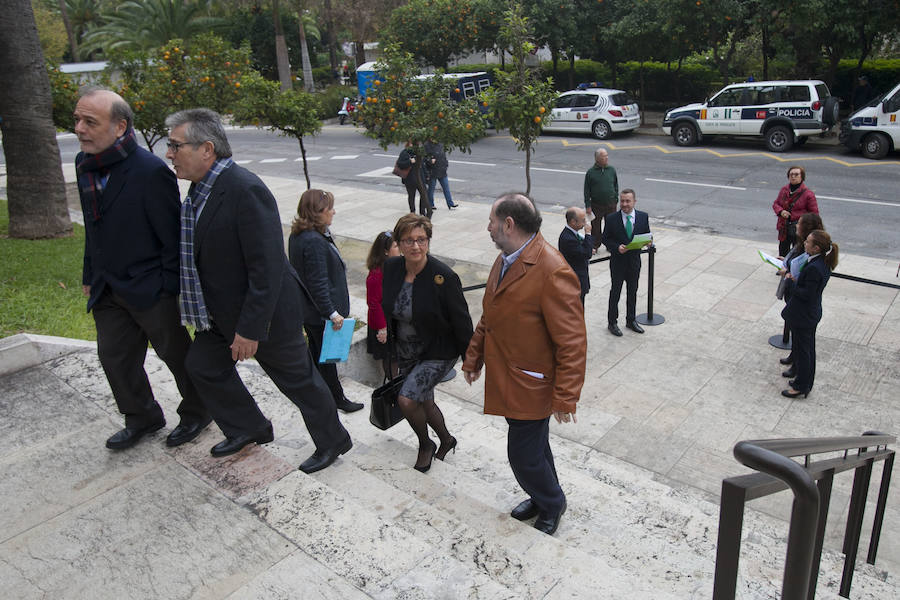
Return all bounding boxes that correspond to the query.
[382,214,474,472]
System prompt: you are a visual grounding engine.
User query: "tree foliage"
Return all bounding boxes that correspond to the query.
[233,72,323,189]
[481,3,557,195]
[82,0,225,54]
[105,34,253,149]
[382,0,482,69]
[354,43,486,205]
[47,62,79,132]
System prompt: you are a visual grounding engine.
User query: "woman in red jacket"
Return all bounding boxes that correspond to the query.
[773,165,819,256]
[365,231,400,378]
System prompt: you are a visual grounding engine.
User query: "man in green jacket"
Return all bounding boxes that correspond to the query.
[583,148,619,249]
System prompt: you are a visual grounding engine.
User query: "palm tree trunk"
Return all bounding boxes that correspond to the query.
[297,10,314,92]
[58,0,78,60]
[0,0,72,239]
[272,0,292,91]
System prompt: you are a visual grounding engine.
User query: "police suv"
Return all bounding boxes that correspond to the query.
[663,80,839,152]
[840,81,900,159]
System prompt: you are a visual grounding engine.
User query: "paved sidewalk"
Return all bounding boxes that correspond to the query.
[1,169,898,597]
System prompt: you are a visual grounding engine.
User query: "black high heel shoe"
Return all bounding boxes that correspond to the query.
[779,356,794,365]
[436,436,457,461]
[414,440,437,473]
[781,388,808,399]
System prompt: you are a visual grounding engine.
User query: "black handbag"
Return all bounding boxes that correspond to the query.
[369,374,405,430]
[369,325,404,430]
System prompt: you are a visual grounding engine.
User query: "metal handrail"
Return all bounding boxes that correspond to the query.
[713,431,896,600]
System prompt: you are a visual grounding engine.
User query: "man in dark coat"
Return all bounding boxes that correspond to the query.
[74,88,209,450]
[165,108,350,473]
[601,189,651,336]
[558,206,593,305]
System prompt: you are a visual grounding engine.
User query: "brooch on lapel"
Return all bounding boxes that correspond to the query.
[434,274,445,285]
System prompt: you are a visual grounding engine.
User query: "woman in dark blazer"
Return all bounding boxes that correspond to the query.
[288,189,364,413]
[781,230,839,398]
[397,142,430,217]
[777,212,824,375]
[382,214,474,472]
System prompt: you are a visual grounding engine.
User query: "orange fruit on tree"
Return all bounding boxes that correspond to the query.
[466,123,472,129]
[539,106,546,113]
[438,112,444,118]
[406,100,413,107]
[454,88,460,93]
[389,107,395,113]
[374,79,381,85]
[385,98,391,104]
[534,116,541,123]
[433,126,438,131]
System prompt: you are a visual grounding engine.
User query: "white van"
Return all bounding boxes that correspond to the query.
[839,82,900,159]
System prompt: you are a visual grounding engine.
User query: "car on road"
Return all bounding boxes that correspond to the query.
[543,88,640,140]
[662,80,839,152]
[840,81,900,159]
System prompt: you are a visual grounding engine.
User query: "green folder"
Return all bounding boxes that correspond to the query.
[625,233,653,250]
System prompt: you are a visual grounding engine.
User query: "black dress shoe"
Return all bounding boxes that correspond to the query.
[166,417,213,447]
[779,356,794,365]
[534,500,567,535]
[106,421,165,450]
[782,367,796,378]
[336,397,364,413]
[608,323,623,337]
[782,388,809,399]
[510,498,540,521]
[626,321,645,334]
[299,434,353,474]
[210,423,274,458]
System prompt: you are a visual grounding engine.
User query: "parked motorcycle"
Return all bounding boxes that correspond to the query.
[338,97,356,125]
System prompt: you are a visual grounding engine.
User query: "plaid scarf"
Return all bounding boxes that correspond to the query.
[179,157,234,331]
[75,128,138,222]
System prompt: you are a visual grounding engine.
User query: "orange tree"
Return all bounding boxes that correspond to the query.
[354,43,486,208]
[105,33,253,150]
[47,63,79,132]
[232,72,322,190]
[481,3,557,195]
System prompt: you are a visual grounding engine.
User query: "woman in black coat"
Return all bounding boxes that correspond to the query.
[382,214,473,472]
[781,230,839,398]
[288,189,364,413]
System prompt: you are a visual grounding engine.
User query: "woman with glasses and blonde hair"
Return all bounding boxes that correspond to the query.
[382,214,473,472]
[289,189,364,413]
[781,229,839,399]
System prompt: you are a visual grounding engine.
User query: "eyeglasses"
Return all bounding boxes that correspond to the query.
[166,140,195,153]
[399,237,429,247]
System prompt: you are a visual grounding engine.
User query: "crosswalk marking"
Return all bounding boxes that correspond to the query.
[298,156,322,161]
[332,154,359,160]
[357,166,396,178]
[260,158,287,163]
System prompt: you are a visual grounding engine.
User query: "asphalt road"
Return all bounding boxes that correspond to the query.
[50,124,900,260]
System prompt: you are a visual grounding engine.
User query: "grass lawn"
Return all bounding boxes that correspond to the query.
[0,200,96,340]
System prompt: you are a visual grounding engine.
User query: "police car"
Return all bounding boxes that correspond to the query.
[662,80,839,152]
[840,81,900,159]
[543,88,640,139]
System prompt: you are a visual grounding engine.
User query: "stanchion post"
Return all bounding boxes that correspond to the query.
[768,321,792,350]
[637,245,665,326]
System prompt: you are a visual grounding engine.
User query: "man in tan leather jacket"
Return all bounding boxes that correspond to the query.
[463,192,587,536]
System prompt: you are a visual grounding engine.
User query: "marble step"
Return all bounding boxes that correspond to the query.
[41,349,896,599]
[337,377,897,600]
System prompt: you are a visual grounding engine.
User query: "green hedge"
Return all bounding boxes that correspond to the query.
[827,59,900,103]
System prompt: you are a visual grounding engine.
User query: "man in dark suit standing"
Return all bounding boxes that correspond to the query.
[558,206,593,305]
[74,88,210,450]
[601,189,651,336]
[164,108,351,474]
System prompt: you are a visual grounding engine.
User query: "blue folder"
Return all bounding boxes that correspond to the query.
[318,318,355,363]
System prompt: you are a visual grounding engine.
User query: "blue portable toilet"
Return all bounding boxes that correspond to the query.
[356,61,380,99]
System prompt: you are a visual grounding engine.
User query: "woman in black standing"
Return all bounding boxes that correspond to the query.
[781,230,839,398]
[382,214,473,472]
[288,189,364,413]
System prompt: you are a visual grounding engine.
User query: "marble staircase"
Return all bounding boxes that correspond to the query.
[2,343,896,599]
